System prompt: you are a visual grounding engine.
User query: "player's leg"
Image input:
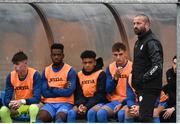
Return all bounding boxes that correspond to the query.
[87,103,105,122]
[0,106,12,123]
[28,104,39,123]
[97,101,120,122]
[55,103,73,123]
[36,103,55,122]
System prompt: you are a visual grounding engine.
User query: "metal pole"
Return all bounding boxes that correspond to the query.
[0,0,178,4]
[177,0,180,122]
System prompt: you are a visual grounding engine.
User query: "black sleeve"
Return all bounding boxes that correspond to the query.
[162,84,168,94]
[162,84,176,107]
[85,71,107,109]
[0,98,2,107]
[162,69,172,93]
[75,77,87,106]
[143,40,163,83]
[166,68,176,84]
[166,69,171,84]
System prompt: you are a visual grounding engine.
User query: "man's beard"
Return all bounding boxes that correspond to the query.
[134,27,146,36]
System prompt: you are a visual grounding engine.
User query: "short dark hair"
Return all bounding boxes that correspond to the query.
[112,42,126,52]
[11,51,28,64]
[135,14,150,24]
[173,55,176,61]
[80,50,96,59]
[51,43,64,52]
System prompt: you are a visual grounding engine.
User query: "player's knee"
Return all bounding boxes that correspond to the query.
[67,109,77,122]
[0,106,12,123]
[56,111,67,122]
[118,110,125,122]
[29,104,39,112]
[97,109,107,116]
[87,108,96,117]
[0,106,10,114]
[68,109,76,118]
[36,110,52,122]
[97,109,107,121]
[29,104,39,121]
[87,108,97,122]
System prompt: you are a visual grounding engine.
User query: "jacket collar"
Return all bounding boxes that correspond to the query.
[138,29,152,40]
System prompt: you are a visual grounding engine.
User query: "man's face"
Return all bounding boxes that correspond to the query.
[82,58,96,72]
[112,50,127,66]
[51,49,64,65]
[14,60,28,74]
[133,16,148,35]
[172,58,177,73]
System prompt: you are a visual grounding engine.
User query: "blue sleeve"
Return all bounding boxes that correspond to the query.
[41,70,58,98]
[26,71,42,104]
[106,67,117,93]
[51,68,76,97]
[159,101,168,108]
[4,74,14,107]
[126,77,136,108]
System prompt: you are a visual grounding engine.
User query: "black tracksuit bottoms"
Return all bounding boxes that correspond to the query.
[138,93,159,122]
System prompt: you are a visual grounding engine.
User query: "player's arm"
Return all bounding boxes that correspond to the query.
[41,70,57,98]
[126,77,136,108]
[51,68,76,97]
[143,40,163,83]
[106,67,118,93]
[4,74,14,107]
[75,77,87,106]
[25,71,42,104]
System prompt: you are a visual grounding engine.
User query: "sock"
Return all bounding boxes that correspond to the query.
[124,118,134,123]
[29,104,39,123]
[153,117,160,123]
[87,109,97,122]
[67,109,77,122]
[97,109,108,122]
[118,110,125,122]
[0,106,12,123]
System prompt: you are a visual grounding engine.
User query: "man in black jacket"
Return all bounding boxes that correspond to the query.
[166,55,176,85]
[131,14,163,122]
[160,55,176,122]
